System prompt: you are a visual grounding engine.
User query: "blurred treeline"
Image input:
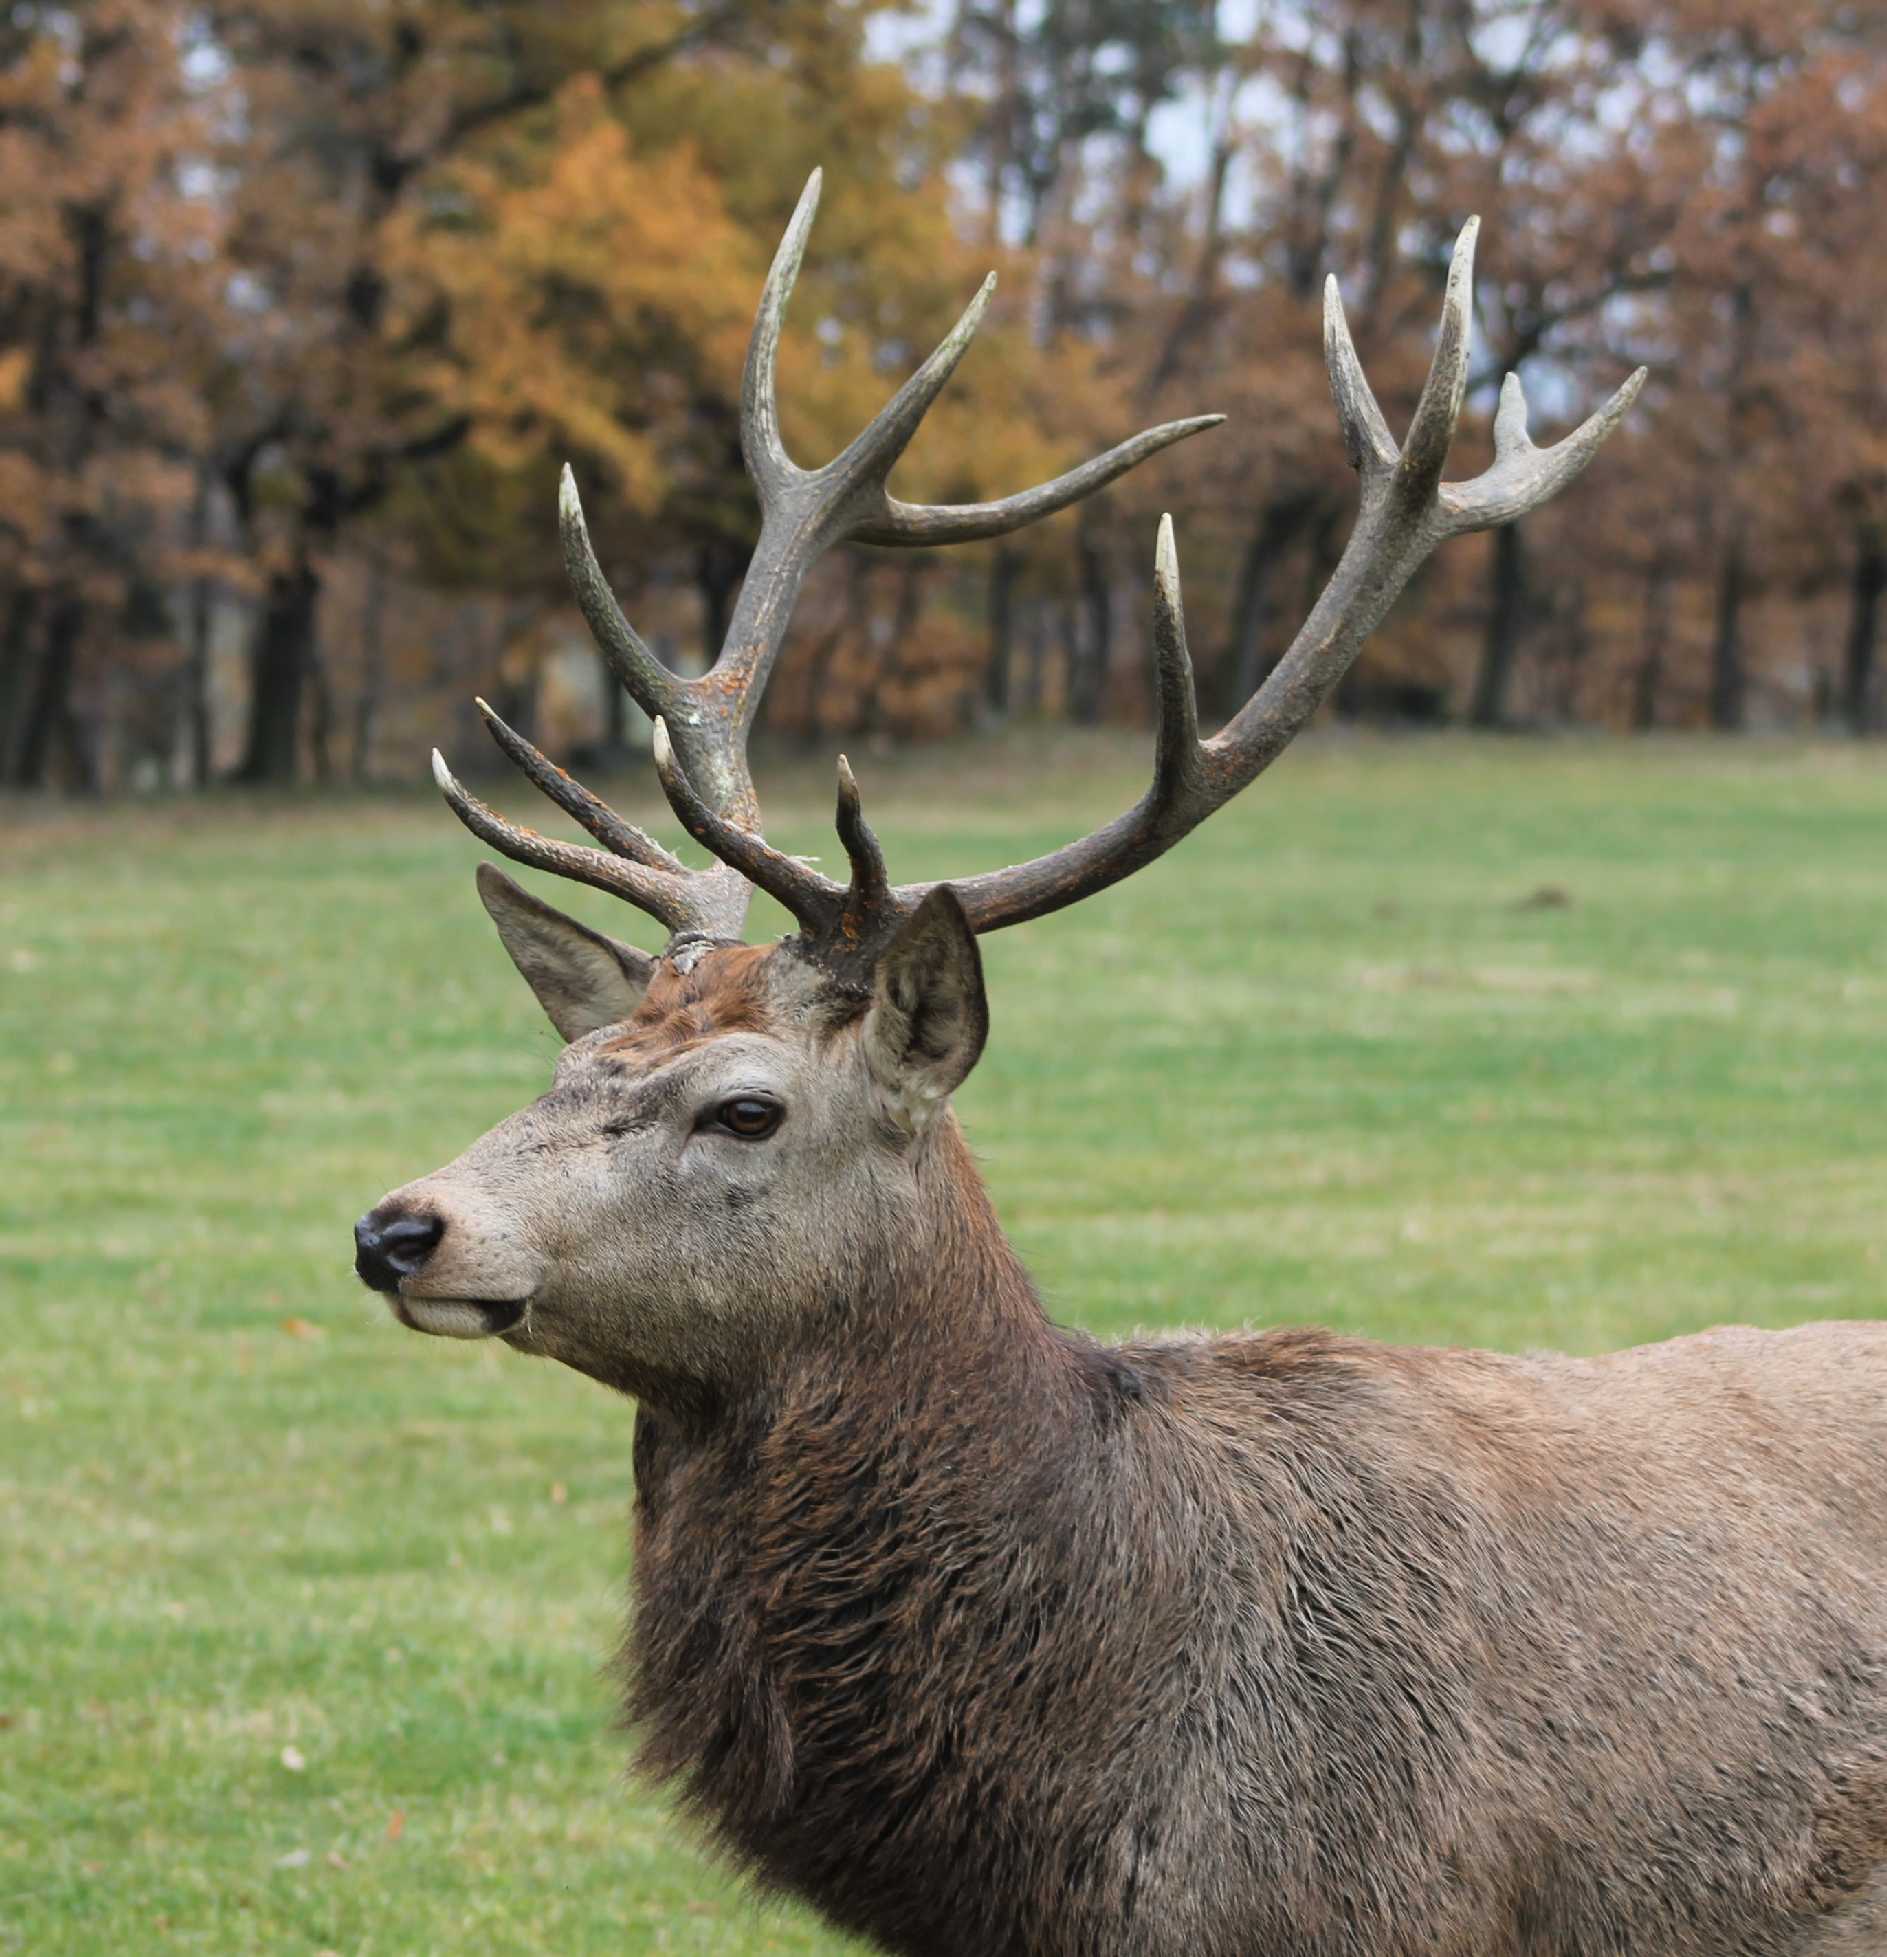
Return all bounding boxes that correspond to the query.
[1,0,1883,795]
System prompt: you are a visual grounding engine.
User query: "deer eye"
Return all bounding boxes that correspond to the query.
[712,1095,783,1140]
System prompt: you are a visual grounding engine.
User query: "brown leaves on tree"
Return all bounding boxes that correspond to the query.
[2,0,1884,793]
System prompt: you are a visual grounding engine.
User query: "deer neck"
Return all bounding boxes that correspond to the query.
[622,1113,1134,1872]
[870,1110,1055,1355]
[632,1110,1069,1457]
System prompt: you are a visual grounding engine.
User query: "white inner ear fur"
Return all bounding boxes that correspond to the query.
[860,892,988,1135]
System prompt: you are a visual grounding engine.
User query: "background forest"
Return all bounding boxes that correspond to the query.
[1,0,1884,795]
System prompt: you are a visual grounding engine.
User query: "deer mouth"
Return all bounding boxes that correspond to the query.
[393,1293,529,1340]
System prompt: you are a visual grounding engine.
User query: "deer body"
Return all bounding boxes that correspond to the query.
[351,174,1886,1954]
[629,1098,1887,1957]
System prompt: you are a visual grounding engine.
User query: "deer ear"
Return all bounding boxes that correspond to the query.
[862,886,988,1131]
[475,863,655,1042]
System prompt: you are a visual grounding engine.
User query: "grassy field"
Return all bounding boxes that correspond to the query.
[3,731,1885,1955]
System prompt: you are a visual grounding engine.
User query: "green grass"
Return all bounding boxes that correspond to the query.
[3,731,1884,1954]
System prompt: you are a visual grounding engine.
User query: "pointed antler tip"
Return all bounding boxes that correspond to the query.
[430,748,454,792]
[945,274,996,335]
[780,169,822,240]
[473,694,495,717]
[1155,536,1183,612]
[1446,218,1480,287]
[836,752,857,790]
[651,715,672,765]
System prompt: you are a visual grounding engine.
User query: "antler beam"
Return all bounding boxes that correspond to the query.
[883,219,1647,936]
[434,173,1643,988]
[444,165,1220,948]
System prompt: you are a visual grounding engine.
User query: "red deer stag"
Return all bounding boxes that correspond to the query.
[356,173,1887,1957]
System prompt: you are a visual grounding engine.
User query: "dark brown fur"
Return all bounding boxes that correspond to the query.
[624,1110,1887,1957]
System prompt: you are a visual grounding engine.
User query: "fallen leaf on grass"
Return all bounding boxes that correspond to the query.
[386,1809,405,1842]
[280,1317,324,1340]
[279,1745,306,1772]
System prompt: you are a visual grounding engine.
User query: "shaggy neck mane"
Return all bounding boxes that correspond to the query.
[619,1114,1158,1948]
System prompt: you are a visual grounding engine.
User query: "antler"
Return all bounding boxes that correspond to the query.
[436,186,1642,989]
[860,218,1647,942]
[435,168,1222,947]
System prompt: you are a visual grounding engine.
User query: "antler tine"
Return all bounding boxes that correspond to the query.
[1439,365,1648,533]
[559,468,687,726]
[432,749,734,938]
[1150,514,1206,806]
[853,414,1227,549]
[742,167,823,499]
[884,218,1640,938]
[826,274,997,493]
[1322,277,1397,479]
[475,698,685,874]
[1398,218,1478,492]
[649,718,840,930]
[834,754,891,917]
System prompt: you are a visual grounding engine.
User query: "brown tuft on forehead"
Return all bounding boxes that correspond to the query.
[601,942,779,1063]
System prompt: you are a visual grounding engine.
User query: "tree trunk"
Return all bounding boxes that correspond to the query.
[1468,524,1528,729]
[1708,534,1748,732]
[1631,556,1673,733]
[698,539,742,671]
[983,548,1018,722]
[235,553,321,784]
[1021,600,1048,718]
[308,645,335,785]
[1221,531,1274,720]
[1551,578,1591,723]
[1218,497,1314,717]
[858,560,925,741]
[1055,599,1082,721]
[596,644,629,754]
[349,553,388,782]
[184,470,216,787]
[1841,523,1884,735]
[0,589,42,782]
[10,592,94,792]
[1069,524,1111,725]
[799,551,867,747]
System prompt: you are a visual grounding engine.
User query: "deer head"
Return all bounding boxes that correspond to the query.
[354,171,1643,1411]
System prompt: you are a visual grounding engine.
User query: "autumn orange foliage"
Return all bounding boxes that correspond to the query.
[0,0,1882,790]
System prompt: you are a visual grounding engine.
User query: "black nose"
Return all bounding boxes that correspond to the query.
[354,1209,445,1293]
